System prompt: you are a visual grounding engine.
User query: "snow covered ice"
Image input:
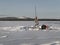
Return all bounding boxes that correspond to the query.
[0,21,60,45]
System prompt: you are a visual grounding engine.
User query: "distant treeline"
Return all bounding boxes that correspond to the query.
[0,18,60,21]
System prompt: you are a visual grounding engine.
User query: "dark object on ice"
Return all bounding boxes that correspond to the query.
[41,24,47,29]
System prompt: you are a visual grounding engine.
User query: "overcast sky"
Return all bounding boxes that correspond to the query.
[0,0,60,18]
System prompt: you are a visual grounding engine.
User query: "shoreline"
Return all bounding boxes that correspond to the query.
[0,18,60,21]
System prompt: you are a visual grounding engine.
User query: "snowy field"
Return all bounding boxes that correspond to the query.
[0,21,60,45]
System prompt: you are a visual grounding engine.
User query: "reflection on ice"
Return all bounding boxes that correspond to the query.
[18,41,60,45]
[0,35,8,38]
[20,43,32,45]
[51,41,60,45]
[20,43,39,45]
[0,26,24,31]
[41,43,51,45]
[41,41,60,45]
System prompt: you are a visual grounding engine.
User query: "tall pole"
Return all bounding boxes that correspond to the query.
[34,1,39,26]
[35,4,37,17]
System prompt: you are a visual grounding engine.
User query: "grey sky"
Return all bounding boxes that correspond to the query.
[0,0,60,18]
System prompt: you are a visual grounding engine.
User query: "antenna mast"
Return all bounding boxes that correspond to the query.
[35,4,37,17]
[34,1,39,26]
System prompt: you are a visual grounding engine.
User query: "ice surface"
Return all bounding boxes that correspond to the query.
[0,21,60,45]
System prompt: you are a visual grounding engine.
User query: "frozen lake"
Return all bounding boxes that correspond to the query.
[0,21,60,45]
